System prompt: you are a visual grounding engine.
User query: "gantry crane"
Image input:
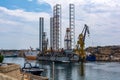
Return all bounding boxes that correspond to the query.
[75,24,90,62]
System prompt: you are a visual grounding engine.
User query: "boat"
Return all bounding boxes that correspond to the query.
[22,62,44,76]
[25,51,39,60]
[86,54,96,61]
[3,53,18,58]
[61,60,70,63]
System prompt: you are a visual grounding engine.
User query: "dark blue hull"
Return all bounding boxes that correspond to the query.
[86,55,96,61]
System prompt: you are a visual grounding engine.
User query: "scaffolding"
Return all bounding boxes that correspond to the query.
[50,4,61,50]
[69,4,75,49]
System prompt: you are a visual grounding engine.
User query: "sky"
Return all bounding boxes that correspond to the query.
[0,0,120,49]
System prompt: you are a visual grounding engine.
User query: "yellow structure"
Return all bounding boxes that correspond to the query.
[75,24,90,62]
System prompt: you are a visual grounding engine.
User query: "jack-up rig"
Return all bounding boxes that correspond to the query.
[38,4,90,63]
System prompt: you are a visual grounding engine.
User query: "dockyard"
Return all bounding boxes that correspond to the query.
[0,1,120,80]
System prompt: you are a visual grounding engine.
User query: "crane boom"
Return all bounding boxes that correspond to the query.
[82,24,90,43]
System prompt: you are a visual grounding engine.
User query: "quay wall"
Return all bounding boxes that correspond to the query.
[0,63,21,80]
[0,73,17,80]
[0,63,48,80]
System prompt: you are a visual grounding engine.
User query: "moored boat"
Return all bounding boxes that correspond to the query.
[25,51,39,60]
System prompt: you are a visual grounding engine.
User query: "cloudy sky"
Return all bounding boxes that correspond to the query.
[0,0,120,49]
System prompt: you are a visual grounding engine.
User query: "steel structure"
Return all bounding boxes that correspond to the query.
[50,17,53,49]
[69,4,75,49]
[50,4,61,50]
[39,17,44,51]
[39,17,48,52]
[64,28,71,50]
[42,32,48,52]
[75,24,90,62]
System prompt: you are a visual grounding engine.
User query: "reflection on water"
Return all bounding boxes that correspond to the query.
[42,62,85,80]
[80,62,85,76]
[52,62,55,80]
[4,57,120,80]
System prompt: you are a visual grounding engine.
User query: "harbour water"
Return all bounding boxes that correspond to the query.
[3,57,120,80]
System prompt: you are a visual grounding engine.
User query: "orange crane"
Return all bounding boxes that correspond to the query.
[75,24,90,62]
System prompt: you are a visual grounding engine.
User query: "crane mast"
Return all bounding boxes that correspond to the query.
[76,24,90,62]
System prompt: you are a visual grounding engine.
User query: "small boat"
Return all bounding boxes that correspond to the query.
[61,60,70,63]
[22,62,44,76]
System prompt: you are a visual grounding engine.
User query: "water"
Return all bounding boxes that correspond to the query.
[3,57,120,80]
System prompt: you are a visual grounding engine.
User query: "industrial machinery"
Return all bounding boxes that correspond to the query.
[75,24,90,62]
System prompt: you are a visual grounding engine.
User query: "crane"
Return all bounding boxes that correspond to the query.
[75,24,90,62]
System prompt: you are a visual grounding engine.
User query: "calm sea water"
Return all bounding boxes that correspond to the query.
[3,57,120,80]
